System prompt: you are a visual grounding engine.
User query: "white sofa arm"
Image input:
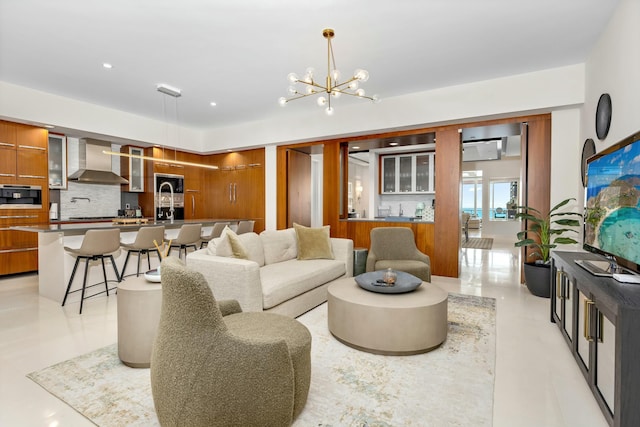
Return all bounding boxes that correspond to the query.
[186,249,264,312]
[331,238,354,278]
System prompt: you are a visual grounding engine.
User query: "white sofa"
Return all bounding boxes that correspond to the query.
[186,228,354,318]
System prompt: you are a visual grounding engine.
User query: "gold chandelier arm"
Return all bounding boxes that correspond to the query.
[284,91,323,103]
[333,90,376,102]
[296,80,328,91]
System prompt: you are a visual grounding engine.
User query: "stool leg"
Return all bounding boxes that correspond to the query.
[156,249,163,262]
[62,257,81,307]
[122,251,132,278]
[136,250,142,277]
[145,250,151,271]
[110,255,121,282]
[101,256,110,297]
[79,257,90,314]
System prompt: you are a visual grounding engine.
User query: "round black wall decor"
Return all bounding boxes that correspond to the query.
[595,93,612,140]
[581,138,596,187]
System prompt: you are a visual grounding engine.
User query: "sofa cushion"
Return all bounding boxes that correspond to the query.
[260,259,346,309]
[293,223,334,260]
[206,229,265,267]
[260,228,297,265]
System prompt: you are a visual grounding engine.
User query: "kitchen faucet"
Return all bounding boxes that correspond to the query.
[399,203,403,216]
[158,181,175,223]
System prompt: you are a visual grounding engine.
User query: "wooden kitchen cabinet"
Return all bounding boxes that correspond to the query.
[207,149,265,231]
[0,121,48,185]
[0,209,46,275]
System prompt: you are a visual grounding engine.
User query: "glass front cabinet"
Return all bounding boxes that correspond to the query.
[380,152,435,194]
[48,134,67,189]
[121,146,144,192]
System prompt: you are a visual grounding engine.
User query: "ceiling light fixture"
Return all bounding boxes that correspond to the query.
[104,84,218,170]
[278,28,380,116]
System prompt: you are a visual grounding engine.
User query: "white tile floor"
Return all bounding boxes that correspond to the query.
[0,232,609,426]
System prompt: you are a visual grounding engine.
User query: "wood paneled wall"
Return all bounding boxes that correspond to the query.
[433,128,462,277]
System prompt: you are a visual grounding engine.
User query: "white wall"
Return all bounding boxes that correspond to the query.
[582,0,640,149]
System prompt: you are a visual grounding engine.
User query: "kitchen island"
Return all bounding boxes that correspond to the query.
[14,219,240,305]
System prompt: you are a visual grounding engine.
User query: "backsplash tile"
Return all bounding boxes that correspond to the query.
[60,182,121,219]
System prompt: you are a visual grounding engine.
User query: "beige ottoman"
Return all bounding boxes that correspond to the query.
[117,276,162,368]
[327,277,448,355]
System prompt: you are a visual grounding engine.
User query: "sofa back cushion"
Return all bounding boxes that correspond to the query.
[260,228,297,265]
[206,229,265,267]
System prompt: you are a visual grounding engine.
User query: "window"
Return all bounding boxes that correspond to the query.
[490,179,518,221]
[462,171,482,218]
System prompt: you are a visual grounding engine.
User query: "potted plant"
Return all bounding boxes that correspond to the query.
[515,198,582,297]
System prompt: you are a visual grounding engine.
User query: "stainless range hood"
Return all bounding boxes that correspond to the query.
[68,139,129,185]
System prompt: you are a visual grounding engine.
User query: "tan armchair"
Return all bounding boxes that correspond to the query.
[150,257,311,427]
[365,227,431,282]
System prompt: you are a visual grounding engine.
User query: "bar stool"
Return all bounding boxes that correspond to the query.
[121,225,165,277]
[235,220,255,235]
[200,222,229,249]
[167,223,202,259]
[62,228,121,314]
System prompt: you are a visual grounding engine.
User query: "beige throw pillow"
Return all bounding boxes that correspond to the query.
[293,223,334,260]
[215,227,249,259]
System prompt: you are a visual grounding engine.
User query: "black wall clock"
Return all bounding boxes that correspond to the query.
[595,93,612,140]
[581,138,596,187]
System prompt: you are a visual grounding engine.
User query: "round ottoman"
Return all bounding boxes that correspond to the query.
[328,277,448,355]
[225,312,311,419]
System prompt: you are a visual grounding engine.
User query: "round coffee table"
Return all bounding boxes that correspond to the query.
[327,277,448,355]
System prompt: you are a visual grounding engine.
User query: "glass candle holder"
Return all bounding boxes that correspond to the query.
[383,268,397,286]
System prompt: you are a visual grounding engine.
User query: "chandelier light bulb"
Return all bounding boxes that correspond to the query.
[354,69,369,82]
[287,72,299,83]
[325,106,334,116]
[356,88,366,97]
[278,97,288,106]
[288,86,298,95]
[331,69,340,82]
[306,86,315,95]
[372,94,381,103]
[348,81,359,90]
[331,90,341,98]
[317,96,327,106]
[305,67,315,77]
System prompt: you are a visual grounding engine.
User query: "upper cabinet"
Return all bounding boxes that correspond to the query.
[381,152,435,194]
[48,134,67,189]
[120,146,144,192]
[0,121,48,185]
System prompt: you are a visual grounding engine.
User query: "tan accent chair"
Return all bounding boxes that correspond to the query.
[167,223,202,259]
[120,225,165,277]
[199,222,229,249]
[62,228,121,314]
[151,257,311,427]
[365,227,431,282]
[235,220,255,234]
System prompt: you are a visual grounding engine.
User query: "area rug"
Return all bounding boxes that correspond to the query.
[462,237,494,250]
[27,293,496,426]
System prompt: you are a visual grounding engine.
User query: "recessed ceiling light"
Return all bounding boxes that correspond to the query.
[102,63,113,69]
[352,146,360,150]
[389,142,399,146]
[210,102,217,107]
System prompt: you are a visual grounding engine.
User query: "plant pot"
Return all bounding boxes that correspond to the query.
[523,262,551,298]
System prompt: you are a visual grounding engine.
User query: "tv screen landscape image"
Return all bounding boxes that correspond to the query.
[584,130,640,272]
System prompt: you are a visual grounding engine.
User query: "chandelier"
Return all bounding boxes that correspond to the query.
[278,28,380,115]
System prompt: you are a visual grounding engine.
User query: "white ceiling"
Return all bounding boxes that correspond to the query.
[0,0,619,132]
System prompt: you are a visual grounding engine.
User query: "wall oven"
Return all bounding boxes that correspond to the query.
[0,185,42,209]
[154,173,185,220]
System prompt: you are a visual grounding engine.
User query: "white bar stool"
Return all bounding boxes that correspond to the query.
[62,228,121,314]
[200,222,229,249]
[167,223,202,259]
[121,226,165,277]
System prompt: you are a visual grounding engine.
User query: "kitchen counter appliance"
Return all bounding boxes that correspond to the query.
[0,185,42,208]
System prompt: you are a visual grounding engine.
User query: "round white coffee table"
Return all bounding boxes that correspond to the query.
[117,275,162,368]
[327,277,448,355]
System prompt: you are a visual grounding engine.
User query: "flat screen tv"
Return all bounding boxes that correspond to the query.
[584,130,640,274]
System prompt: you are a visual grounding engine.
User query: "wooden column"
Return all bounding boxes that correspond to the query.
[433,128,461,277]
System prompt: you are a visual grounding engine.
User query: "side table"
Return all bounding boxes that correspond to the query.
[117,275,162,368]
[353,247,368,276]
